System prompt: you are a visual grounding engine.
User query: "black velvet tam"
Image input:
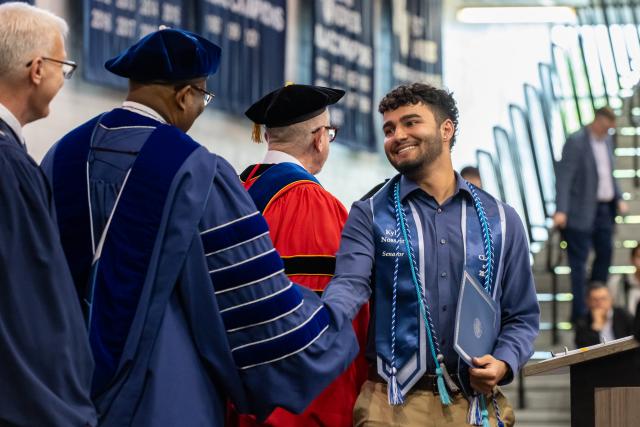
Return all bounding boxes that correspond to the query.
[245,84,345,127]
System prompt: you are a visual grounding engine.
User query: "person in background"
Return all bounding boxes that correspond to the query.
[575,283,634,348]
[460,165,482,188]
[607,245,640,317]
[231,84,369,427]
[554,107,628,322]
[0,3,96,426]
[41,28,357,427]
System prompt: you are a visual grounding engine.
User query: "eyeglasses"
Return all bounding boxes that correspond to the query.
[190,85,215,107]
[26,57,77,79]
[311,125,338,142]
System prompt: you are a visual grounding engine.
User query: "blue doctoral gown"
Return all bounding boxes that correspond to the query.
[0,119,96,426]
[41,108,357,427]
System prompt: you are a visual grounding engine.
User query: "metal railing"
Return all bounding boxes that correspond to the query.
[476,0,640,409]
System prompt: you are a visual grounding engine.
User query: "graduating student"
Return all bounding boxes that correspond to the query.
[230,84,369,427]
[323,83,540,426]
[41,28,357,427]
[0,3,96,426]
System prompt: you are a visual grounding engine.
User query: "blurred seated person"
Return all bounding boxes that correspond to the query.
[460,165,482,188]
[607,245,640,317]
[575,282,634,348]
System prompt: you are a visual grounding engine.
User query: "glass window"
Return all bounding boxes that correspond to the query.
[525,84,556,215]
[509,105,548,242]
[476,150,503,202]
[494,126,532,243]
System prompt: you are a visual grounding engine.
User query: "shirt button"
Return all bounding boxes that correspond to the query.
[441,272,447,278]
[442,305,447,312]
[437,208,443,213]
[440,238,446,245]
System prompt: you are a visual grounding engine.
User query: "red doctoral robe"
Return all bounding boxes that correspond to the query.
[227,161,369,427]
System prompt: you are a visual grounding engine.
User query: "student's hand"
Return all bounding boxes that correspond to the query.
[553,212,567,229]
[469,355,509,395]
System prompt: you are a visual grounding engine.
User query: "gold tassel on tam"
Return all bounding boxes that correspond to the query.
[251,123,262,143]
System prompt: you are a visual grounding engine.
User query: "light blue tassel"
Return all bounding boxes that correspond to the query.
[387,367,404,405]
[480,395,491,427]
[467,394,483,426]
[435,367,452,405]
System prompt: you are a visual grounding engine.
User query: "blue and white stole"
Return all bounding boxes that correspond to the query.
[51,109,200,395]
[371,175,506,419]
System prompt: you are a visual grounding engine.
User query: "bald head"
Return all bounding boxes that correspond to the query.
[265,109,332,175]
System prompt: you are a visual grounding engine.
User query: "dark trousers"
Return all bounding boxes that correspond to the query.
[563,202,616,321]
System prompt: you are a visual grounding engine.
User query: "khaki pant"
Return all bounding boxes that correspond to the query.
[353,380,515,427]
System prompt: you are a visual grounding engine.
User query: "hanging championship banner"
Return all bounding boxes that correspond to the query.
[84,0,187,88]
[313,0,374,151]
[196,0,286,115]
[391,0,442,88]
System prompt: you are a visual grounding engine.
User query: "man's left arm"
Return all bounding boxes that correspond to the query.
[491,206,540,385]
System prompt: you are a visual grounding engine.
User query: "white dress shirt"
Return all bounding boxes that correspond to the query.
[590,133,615,202]
[262,150,304,168]
[121,101,167,124]
[599,308,615,343]
[0,101,25,146]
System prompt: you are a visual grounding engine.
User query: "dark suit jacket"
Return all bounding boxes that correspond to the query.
[575,307,634,348]
[555,127,620,231]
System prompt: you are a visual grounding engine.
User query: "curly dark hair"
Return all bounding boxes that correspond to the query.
[378,83,459,148]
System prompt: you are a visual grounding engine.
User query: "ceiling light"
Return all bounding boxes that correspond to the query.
[457,6,577,24]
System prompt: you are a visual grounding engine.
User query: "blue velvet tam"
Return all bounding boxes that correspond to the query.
[105,28,222,83]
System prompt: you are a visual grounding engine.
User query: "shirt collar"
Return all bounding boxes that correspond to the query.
[262,150,305,168]
[0,102,24,144]
[121,101,167,124]
[399,171,472,202]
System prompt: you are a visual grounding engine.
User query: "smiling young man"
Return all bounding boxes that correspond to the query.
[323,83,539,426]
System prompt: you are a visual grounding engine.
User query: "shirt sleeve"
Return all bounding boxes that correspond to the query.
[322,200,374,329]
[196,157,358,419]
[492,205,540,384]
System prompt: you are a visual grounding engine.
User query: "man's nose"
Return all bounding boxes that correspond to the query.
[394,126,408,140]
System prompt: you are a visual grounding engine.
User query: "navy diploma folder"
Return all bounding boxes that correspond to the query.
[454,271,499,366]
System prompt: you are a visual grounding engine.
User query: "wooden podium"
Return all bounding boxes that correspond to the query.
[524,336,640,427]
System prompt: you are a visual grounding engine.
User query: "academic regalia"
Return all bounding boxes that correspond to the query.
[39,29,357,427]
[228,83,369,427]
[231,159,369,427]
[41,107,358,427]
[0,117,96,427]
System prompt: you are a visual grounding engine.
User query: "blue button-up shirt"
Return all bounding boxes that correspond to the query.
[323,173,540,382]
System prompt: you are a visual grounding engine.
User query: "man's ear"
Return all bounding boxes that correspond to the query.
[28,58,44,85]
[440,118,454,144]
[312,130,323,152]
[174,85,191,111]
